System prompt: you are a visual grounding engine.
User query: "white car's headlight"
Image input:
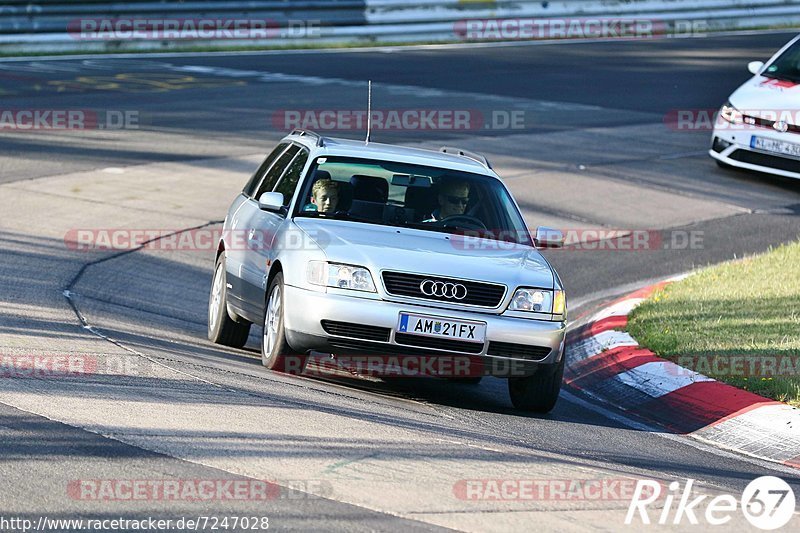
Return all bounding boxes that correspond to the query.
[719,103,742,124]
[307,261,376,292]
[509,288,566,316]
[719,102,748,125]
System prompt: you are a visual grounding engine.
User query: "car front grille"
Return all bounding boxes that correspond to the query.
[487,342,551,361]
[381,271,506,307]
[321,320,391,342]
[729,149,800,173]
[743,113,800,135]
[394,332,484,354]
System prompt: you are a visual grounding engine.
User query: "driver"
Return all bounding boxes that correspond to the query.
[424,179,470,222]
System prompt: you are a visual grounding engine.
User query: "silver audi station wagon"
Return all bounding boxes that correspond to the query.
[208,129,567,412]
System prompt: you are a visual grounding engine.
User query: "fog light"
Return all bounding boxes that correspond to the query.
[712,137,732,153]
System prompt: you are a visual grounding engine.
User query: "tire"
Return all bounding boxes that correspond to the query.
[507,355,564,413]
[262,272,306,374]
[716,160,733,170]
[208,254,251,348]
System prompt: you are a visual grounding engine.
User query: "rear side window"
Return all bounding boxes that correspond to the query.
[243,143,288,197]
[255,144,300,199]
[274,149,310,207]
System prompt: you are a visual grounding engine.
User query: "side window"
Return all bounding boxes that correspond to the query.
[274,149,310,207]
[243,143,288,197]
[254,144,300,199]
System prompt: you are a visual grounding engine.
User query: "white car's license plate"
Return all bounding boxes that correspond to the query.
[397,313,486,342]
[751,135,800,158]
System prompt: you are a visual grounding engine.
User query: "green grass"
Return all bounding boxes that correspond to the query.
[627,241,800,406]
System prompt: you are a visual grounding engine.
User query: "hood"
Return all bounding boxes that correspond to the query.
[293,218,555,289]
[730,75,800,125]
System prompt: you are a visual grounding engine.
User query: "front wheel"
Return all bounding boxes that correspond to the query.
[208,254,250,348]
[508,355,564,413]
[262,272,306,374]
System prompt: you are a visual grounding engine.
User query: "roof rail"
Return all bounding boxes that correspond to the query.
[439,146,492,169]
[290,129,325,147]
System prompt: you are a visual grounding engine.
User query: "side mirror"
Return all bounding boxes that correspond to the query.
[534,227,563,249]
[748,61,764,75]
[258,191,284,212]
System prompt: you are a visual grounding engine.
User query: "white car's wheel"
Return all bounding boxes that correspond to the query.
[208,255,250,348]
[261,272,306,374]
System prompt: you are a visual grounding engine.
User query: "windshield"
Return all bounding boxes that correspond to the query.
[763,40,800,82]
[293,156,532,245]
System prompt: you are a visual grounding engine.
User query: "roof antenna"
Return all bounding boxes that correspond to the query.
[365,80,372,145]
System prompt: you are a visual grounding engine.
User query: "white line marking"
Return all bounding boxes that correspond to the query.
[614,361,714,398]
[589,297,645,323]
[569,330,639,360]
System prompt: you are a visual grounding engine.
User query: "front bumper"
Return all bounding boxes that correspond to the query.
[283,284,566,377]
[710,126,800,180]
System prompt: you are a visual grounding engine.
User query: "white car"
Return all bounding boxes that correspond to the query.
[710,33,800,180]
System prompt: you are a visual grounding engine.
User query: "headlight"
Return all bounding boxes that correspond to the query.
[509,288,566,317]
[307,261,376,292]
[719,103,742,124]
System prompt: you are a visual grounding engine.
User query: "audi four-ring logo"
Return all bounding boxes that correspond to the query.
[419,279,468,300]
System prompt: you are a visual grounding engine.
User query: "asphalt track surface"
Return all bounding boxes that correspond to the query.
[1,32,800,531]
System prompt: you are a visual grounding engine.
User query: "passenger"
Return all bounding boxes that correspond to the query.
[307,179,340,214]
[424,180,470,222]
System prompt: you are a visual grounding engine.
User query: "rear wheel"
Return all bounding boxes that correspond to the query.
[508,356,564,413]
[262,272,306,374]
[208,254,250,348]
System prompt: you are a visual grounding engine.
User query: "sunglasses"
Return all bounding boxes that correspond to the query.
[445,195,469,206]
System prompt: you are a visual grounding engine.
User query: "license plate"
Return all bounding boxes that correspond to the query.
[397,313,486,342]
[751,135,800,158]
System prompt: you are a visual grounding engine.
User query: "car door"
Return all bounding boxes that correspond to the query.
[226,143,298,319]
[239,144,310,321]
